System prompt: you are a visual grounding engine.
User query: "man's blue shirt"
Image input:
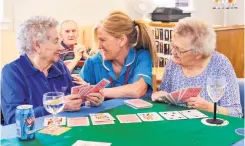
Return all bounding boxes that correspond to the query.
[1,54,74,125]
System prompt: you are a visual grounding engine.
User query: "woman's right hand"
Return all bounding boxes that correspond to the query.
[151,90,168,102]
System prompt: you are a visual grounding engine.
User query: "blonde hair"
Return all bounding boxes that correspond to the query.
[93,11,157,64]
[173,17,216,56]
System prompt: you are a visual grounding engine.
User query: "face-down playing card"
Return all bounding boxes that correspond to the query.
[67,117,90,127]
[117,114,142,123]
[124,99,153,109]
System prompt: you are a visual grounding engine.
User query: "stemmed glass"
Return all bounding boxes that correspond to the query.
[43,92,65,127]
[206,76,227,124]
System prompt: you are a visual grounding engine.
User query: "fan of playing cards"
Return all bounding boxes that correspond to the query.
[160,87,202,105]
[71,78,110,98]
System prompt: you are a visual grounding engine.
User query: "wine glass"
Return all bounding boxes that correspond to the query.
[206,76,227,124]
[43,92,65,127]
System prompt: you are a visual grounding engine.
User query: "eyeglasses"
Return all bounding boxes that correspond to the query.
[170,42,193,56]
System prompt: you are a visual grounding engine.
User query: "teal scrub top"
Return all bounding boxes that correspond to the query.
[79,48,152,89]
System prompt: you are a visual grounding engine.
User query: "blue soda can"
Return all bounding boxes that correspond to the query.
[16,105,35,140]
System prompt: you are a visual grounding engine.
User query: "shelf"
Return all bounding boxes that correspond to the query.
[212,7,238,9]
[157,53,172,59]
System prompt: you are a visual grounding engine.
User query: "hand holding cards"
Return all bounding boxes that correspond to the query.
[159,87,202,105]
[71,78,109,98]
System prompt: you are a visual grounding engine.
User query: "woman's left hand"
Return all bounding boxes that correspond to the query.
[184,95,212,111]
[85,92,105,106]
[71,74,87,85]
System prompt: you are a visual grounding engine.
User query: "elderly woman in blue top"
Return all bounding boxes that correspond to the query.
[1,16,104,125]
[152,18,242,118]
[73,11,157,99]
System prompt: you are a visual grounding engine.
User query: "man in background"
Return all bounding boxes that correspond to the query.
[60,20,94,74]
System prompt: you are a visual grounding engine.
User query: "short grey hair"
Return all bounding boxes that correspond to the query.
[17,16,58,54]
[60,20,78,31]
[173,17,216,56]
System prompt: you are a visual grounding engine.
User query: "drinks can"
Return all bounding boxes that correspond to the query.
[16,104,35,140]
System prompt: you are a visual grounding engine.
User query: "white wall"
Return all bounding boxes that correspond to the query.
[0,0,144,67]
[3,0,244,31]
[227,0,244,25]
[191,0,244,26]
[7,0,144,30]
[1,0,244,67]
[191,0,223,25]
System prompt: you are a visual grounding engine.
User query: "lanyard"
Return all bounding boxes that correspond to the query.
[109,66,130,88]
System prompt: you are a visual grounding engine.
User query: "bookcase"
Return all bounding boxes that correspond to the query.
[150,22,175,91]
[152,25,173,67]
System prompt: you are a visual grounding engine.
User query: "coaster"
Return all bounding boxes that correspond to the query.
[235,128,245,136]
[201,118,229,126]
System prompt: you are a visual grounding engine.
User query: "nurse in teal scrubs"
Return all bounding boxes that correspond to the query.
[74,11,157,99]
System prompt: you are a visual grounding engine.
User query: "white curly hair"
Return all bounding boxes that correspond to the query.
[173,17,216,57]
[17,16,58,54]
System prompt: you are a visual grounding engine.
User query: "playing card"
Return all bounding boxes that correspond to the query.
[178,88,187,102]
[39,126,71,136]
[71,86,83,95]
[170,90,180,103]
[167,94,176,105]
[179,109,208,119]
[180,87,202,102]
[72,140,111,146]
[85,78,110,96]
[159,111,187,120]
[116,114,142,123]
[44,117,66,127]
[92,120,115,125]
[78,85,93,97]
[72,84,90,98]
[158,95,172,104]
[90,113,115,122]
[137,112,163,122]
[124,99,153,109]
[67,117,90,127]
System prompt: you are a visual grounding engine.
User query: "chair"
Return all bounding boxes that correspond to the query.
[238,78,244,118]
[1,105,4,125]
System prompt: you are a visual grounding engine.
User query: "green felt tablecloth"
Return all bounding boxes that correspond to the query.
[1,101,244,146]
